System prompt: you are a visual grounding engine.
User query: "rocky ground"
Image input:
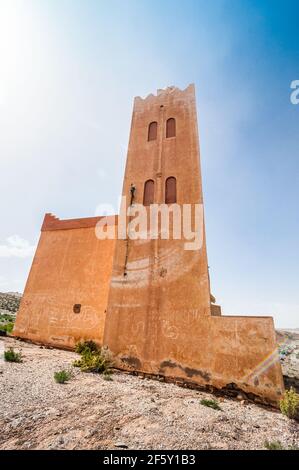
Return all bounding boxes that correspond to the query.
[0,292,21,317]
[1,337,298,450]
[0,293,20,333]
[277,329,299,391]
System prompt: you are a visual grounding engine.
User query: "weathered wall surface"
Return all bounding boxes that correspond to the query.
[106,313,284,405]
[104,85,212,351]
[104,85,284,405]
[13,214,116,349]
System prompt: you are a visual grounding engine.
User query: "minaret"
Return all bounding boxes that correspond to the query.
[104,85,212,371]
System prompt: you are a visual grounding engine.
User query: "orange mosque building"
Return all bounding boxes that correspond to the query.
[13,85,284,405]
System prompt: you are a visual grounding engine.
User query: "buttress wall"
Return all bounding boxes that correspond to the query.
[13,214,116,349]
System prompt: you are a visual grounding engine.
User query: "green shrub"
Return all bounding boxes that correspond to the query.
[280,387,299,419]
[264,440,299,450]
[264,440,284,450]
[0,322,14,335]
[54,370,71,384]
[103,372,113,381]
[73,344,113,375]
[0,313,15,322]
[0,324,8,335]
[200,398,221,410]
[5,322,14,333]
[75,340,99,355]
[4,347,22,363]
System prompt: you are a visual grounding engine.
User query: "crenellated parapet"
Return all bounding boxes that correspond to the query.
[41,213,118,232]
[134,84,195,111]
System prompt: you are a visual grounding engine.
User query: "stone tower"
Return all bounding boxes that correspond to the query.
[103,85,212,370]
[14,84,284,404]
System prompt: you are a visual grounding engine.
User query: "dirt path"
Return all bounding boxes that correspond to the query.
[0,337,298,450]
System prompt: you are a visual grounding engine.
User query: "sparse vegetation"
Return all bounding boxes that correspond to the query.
[264,440,284,450]
[0,322,14,335]
[200,398,221,410]
[0,292,21,314]
[1,338,299,450]
[54,369,71,384]
[264,440,299,450]
[0,312,15,336]
[4,347,22,363]
[75,339,99,355]
[0,293,20,336]
[73,340,113,375]
[279,345,294,361]
[0,313,15,322]
[103,372,113,381]
[280,387,299,419]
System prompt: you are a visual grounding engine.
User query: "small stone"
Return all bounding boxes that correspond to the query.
[115,442,128,449]
[212,442,229,450]
[85,429,97,438]
[11,417,23,428]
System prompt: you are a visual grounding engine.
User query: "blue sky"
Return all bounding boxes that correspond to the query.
[0,0,298,327]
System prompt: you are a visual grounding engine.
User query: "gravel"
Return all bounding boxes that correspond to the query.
[0,337,298,450]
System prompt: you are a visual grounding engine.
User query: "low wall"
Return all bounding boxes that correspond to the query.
[105,313,284,406]
[13,215,116,349]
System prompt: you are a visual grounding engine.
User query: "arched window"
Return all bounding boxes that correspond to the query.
[166,118,176,138]
[143,179,154,206]
[165,177,177,204]
[148,121,157,141]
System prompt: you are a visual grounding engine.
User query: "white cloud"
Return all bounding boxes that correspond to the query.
[0,235,36,258]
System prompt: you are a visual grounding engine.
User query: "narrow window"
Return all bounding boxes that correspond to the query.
[73,304,81,314]
[143,179,154,206]
[165,177,177,204]
[148,121,157,141]
[166,118,176,138]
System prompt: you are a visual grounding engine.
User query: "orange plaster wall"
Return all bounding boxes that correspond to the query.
[104,85,212,354]
[13,215,116,349]
[156,314,284,405]
[104,292,284,404]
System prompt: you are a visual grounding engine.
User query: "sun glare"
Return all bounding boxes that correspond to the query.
[0,1,24,104]
[0,0,42,107]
